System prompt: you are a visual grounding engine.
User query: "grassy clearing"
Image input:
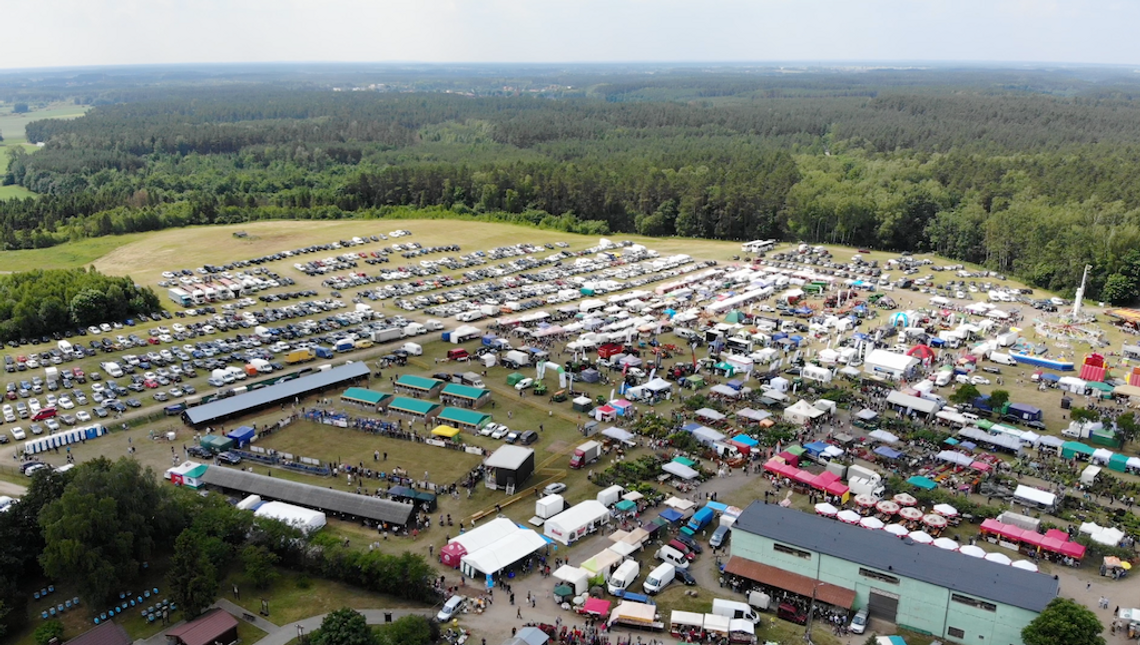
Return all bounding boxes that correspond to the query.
[221,568,426,625]
[0,103,88,140]
[0,233,153,272]
[0,184,35,200]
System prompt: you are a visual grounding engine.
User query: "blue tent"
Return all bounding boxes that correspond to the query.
[1041,373,1060,382]
[659,508,683,523]
[680,423,702,433]
[732,434,759,447]
[227,425,255,447]
[874,446,902,460]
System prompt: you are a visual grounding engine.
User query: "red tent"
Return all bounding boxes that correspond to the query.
[1019,532,1047,548]
[1044,528,1069,541]
[792,469,816,486]
[777,451,800,467]
[439,542,467,568]
[583,598,611,617]
[969,461,992,472]
[1040,536,1066,553]
[907,344,935,365]
[825,482,850,497]
[1059,541,1086,560]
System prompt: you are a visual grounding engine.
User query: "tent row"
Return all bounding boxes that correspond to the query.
[979,518,1086,560]
[763,458,850,500]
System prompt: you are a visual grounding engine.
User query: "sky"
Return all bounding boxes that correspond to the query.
[4,0,1139,70]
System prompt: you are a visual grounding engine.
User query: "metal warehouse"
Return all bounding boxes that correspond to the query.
[727,503,1057,644]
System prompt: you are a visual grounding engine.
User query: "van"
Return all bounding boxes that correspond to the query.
[436,595,464,622]
[848,608,869,634]
[668,539,696,561]
[32,407,57,421]
[709,525,731,548]
[712,598,761,624]
[607,560,641,595]
[643,563,675,595]
[447,348,469,361]
[990,352,1017,366]
[934,370,952,387]
[655,545,689,569]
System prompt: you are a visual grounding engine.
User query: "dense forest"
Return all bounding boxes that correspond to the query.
[7,66,1140,300]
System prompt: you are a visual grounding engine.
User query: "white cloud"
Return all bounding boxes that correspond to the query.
[2,0,1137,69]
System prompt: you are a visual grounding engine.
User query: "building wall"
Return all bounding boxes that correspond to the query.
[732,530,1038,644]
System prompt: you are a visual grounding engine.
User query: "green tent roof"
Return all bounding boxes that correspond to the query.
[396,375,442,391]
[1062,441,1095,455]
[186,465,208,478]
[784,445,806,456]
[388,397,440,415]
[976,419,994,430]
[341,387,391,405]
[438,407,491,427]
[673,456,697,467]
[907,475,937,490]
[1088,381,1115,392]
[441,383,488,400]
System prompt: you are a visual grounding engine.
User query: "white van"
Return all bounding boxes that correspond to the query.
[643,563,675,595]
[655,545,690,569]
[934,370,953,387]
[712,598,761,624]
[990,352,1017,366]
[607,560,640,596]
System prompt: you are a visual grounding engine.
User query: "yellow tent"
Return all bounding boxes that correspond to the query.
[431,425,462,438]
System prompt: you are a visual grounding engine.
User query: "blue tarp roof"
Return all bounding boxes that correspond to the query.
[680,422,702,433]
[228,426,255,442]
[732,434,759,447]
[873,446,903,459]
[1041,373,1060,382]
[659,508,683,523]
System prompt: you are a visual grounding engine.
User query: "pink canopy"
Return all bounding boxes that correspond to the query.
[792,470,816,485]
[825,482,850,497]
[776,451,800,467]
[1045,528,1070,541]
[1059,541,1087,560]
[813,471,840,488]
[1019,531,1046,548]
[439,542,467,568]
[583,598,611,617]
[969,461,992,472]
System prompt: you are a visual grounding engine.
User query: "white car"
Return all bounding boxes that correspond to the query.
[514,378,534,391]
[28,399,41,414]
[970,375,991,385]
[58,396,75,410]
[436,595,464,622]
[75,410,92,422]
[10,427,25,440]
[479,423,501,437]
[490,425,510,440]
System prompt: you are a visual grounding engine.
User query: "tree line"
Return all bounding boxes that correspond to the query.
[0,268,160,341]
[9,76,1140,299]
[0,457,437,639]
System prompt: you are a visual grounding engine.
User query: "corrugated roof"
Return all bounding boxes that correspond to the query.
[199,466,414,525]
[341,387,391,405]
[185,363,370,425]
[396,374,442,390]
[438,407,491,426]
[441,383,489,399]
[732,503,1058,612]
[485,445,534,470]
[166,609,238,645]
[389,397,440,415]
[724,556,855,608]
[65,622,132,645]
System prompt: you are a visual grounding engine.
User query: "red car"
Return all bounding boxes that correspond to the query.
[144,379,159,389]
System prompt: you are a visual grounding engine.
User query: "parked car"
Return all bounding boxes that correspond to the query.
[849,608,869,635]
[543,482,567,496]
[216,451,242,465]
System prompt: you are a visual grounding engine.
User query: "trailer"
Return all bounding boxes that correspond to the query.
[370,328,403,344]
[608,601,664,631]
[168,288,193,307]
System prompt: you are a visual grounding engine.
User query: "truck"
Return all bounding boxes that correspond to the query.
[168,288,193,307]
[502,350,532,369]
[684,507,715,535]
[712,598,761,624]
[45,366,60,387]
[846,464,885,497]
[535,494,564,520]
[286,348,316,365]
[461,372,485,388]
[370,328,403,343]
[570,440,602,469]
[400,342,423,356]
[314,346,335,359]
[989,351,1017,366]
[334,338,355,353]
[403,322,425,336]
[455,310,485,322]
[607,560,641,596]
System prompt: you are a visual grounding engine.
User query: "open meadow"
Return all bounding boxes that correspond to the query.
[0,102,88,201]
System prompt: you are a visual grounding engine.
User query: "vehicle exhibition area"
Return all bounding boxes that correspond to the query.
[9,221,1140,645]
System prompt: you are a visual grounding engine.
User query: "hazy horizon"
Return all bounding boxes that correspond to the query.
[4,0,1138,71]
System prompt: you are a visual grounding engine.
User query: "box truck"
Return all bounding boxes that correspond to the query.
[535,494,565,520]
[400,342,423,356]
[370,328,403,343]
[502,350,531,369]
[570,440,602,469]
[286,348,316,364]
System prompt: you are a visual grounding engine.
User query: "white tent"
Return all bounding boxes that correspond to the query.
[254,501,326,534]
[447,518,521,554]
[868,430,899,444]
[886,391,940,415]
[461,529,549,577]
[783,399,826,425]
[545,500,610,545]
[663,461,699,480]
[553,565,591,595]
[864,349,919,378]
[1013,485,1057,509]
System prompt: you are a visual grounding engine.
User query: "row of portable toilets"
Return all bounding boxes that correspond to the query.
[23,424,106,455]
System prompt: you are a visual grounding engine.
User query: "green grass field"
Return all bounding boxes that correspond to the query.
[0,103,88,140]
